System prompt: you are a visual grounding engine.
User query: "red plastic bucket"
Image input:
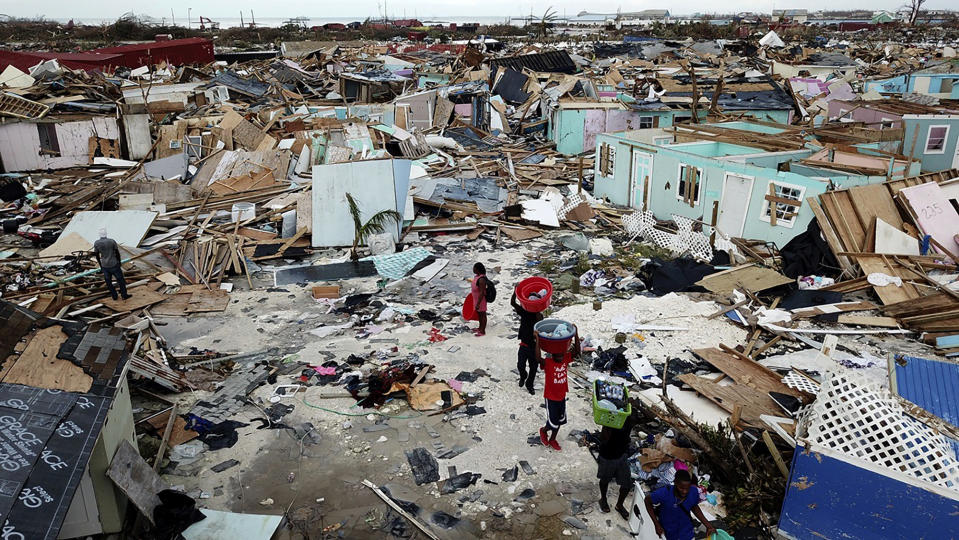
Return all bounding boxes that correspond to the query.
[534,318,575,354]
[516,276,553,313]
[462,293,478,321]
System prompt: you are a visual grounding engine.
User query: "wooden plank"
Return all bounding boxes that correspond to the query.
[838,315,902,328]
[854,255,922,305]
[695,347,805,399]
[679,373,778,428]
[153,403,178,472]
[107,440,166,524]
[806,196,856,276]
[791,301,878,319]
[936,335,959,349]
[762,430,790,479]
[362,479,439,540]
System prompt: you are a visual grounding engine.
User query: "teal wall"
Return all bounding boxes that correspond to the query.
[592,133,890,247]
[902,117,959,172]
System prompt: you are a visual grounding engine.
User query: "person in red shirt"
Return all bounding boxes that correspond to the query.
[535,325,580,451]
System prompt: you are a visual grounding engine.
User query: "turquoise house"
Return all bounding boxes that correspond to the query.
[902,114,959,172]
[864,61,959,99]
[548,77,795,155]
[592,123,920,246]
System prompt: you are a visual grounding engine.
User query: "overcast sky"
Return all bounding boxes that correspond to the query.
[4,1,953,20]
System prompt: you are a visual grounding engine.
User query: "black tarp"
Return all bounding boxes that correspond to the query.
[780,219,841,279]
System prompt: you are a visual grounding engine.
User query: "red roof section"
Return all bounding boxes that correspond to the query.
[0,37,215,72]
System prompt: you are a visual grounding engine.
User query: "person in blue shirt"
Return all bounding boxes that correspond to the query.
[644,470,716,540]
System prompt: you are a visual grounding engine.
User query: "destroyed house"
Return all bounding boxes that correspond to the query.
[0,300,136,539]
[863,60,959,99]
[338,70,410,103]
[549,75,795,155]
[770,52,857,79]
[0,113,149,172]
[827,99,959,171]
[592,122,920,246]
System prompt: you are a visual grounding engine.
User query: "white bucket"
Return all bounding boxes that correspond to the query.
[231,202,255,223]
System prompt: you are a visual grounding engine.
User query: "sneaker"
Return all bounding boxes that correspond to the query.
[599,499,611,513]
[526,386,535,396]
[110,295,119,301]
[121,294,132,300]
[474,331,485,337]
[615,505,629,520]
[539,427,549,447]
[548,439,562,452]
[518,376,526,388]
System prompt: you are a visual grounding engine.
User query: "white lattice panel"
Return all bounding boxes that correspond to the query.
[802,371,959,491]
[783,371,820,394]
[557,193,584,220]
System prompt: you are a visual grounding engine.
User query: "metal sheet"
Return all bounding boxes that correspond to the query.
[779,443,959,539]
[60,210,158,247]
[182,509,282,540]
[893,354,959,427]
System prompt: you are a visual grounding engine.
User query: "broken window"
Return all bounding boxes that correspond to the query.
[762,181,805,227]
[37,124,60,156]
[638,116,654,129]
[880,118,895,130]
[677,164,702,205]
[673,115,692,125]
[925,125,948,154]
[598,143,616,177]
[941,78,955,94]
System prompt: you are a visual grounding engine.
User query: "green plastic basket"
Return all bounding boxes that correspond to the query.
[592,380,631,429]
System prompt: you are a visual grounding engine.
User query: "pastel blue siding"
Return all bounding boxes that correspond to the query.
[902,116,959,172]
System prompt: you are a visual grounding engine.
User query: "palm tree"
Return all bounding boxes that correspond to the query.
[538,7,558,39]
[346,192,402,261]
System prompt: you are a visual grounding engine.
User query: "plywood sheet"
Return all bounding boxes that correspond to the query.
[855,255,922,305]
[61,210,158,247]
[38,232,92,258]
[695,264,792,294]
[1,326,92,392]
[100,284,168,312]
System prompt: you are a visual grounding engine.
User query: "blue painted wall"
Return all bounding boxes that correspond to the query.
[893,354,959,426]
[779,445,959,539]
[902,116,959,172]
[864,74,909,94]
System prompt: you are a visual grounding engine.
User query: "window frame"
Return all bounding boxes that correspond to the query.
[675,163,703,206]
[924,125,949,155]
[638,116,654,129]
[879,117,895,130]
[598,142,617,177]
[759,180,806,228]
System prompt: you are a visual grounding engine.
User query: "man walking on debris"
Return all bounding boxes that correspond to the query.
[511,290,544,394]
[537,325,580,451]
[596,415,637,519]
[471,262,489,337]
[92,228,130,301]
[644,469,716,540]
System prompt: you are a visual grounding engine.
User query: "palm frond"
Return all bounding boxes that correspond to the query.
[358,209,402,241]
[345,192,363,233]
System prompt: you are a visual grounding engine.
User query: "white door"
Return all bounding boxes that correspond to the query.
[717,173,754,237]
[913,76,931,95]
[629,150,653,210]
[953,138,959,169]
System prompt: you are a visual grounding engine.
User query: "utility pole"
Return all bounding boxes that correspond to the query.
[188,7,192,29]
[171,8,175,26]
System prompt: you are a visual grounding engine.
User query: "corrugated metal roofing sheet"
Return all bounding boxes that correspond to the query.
[490,50,577,74]
[893,354,959,426]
